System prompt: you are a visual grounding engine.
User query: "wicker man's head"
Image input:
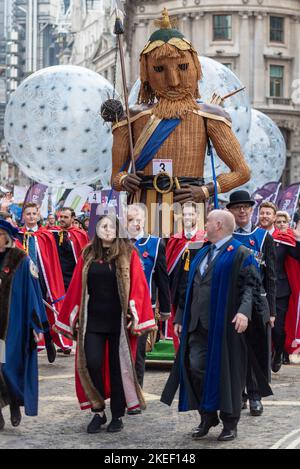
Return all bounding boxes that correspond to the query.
[138,9,202,118]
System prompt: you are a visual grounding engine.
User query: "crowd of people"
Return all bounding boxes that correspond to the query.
[0,190,300,443]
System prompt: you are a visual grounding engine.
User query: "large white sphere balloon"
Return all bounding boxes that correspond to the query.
[128,56,251,148]
[205,109,286,198]
[4,65,114,188]
[199,57,251,148]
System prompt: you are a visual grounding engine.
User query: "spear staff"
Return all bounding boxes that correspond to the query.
[109,0,136,174]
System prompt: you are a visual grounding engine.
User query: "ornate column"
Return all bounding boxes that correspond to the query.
[130,20,148,84]
[180,13,192,41]
[238,12,252,99]
[191,12,206,56]
[253,12,267,105]
[292,16,300,94]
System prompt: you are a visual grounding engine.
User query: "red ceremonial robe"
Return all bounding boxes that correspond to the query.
[14,238,24,250]
[272,228,300,355]
[54,249,156,412]
[166,230,206,351]
[19,227,72,351]
[65,227,89,261]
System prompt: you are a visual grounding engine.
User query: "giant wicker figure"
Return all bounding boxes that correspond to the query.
[111,9,250,235]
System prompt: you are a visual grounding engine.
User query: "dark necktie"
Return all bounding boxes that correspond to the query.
[203,244,216,273]
[28,231,37,265]
[237,227,245,233]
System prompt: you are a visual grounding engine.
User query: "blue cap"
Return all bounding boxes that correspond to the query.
[0,219,19,239]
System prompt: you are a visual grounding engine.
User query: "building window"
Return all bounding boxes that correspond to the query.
[213,15,232,41]
[63,0,71,14]
[270,65,284,97]
[270,16,284,43]
[222,63,233,70]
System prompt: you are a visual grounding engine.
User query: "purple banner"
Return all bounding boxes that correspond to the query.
[88,190,127,240]
[277,183,300,220]
[23,183,48,206]
[251,182,282,226]
[21,183,48,222]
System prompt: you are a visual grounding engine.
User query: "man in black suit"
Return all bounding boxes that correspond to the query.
[227,190,276,417]
[161,210,272,442]
[126,204,171,396]
[259,203,300,372]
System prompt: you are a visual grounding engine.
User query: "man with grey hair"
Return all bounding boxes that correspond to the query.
[126,203,171,396]
[162,210,272,442]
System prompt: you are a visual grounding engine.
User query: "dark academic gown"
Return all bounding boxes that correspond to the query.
[0,248,46,416]
[161,238,272,415]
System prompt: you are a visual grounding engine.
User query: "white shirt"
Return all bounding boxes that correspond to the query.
[25,225,39,233]
[235,221,252,234]
[184,227,198,239]
[268,225,275,235]
[199,235,232,275]
[130,230,145,242]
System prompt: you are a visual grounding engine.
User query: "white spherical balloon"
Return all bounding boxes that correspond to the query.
[205,109,286,198]
[4,65,115,188]
[199,57,251,148]
[128,56,251,148]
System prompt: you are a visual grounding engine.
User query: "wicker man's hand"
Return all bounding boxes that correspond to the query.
[174,185,207,204]
[122,171,144,194]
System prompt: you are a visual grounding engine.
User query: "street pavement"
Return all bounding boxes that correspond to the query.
[1,352,300,450]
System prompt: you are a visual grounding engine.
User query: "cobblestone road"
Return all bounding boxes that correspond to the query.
[1,352,300,450]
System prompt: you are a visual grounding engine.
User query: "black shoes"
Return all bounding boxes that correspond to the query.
[0,409,4,431]
[127,408,141,416]
[217,428,237,442]
[107,418,124,433]
[87,413,107,434]
[87,414,124,434]
[46,342,56,364]
[0,405,22,429]
[192,415,220,439]
[283,352,290,365]
[57,348,72,356]
[249,399,263,416]
[241,400,247,410]
[272,352,282,373]
[10,404,21,427]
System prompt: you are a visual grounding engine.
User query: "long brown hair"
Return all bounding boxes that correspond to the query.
[83,214,133,263]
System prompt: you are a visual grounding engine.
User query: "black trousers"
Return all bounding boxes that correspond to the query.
[84,332,126,419]
[244,357,261,401]
[188,327,240,430]
[135,333,148,387]
[272,296,290,356]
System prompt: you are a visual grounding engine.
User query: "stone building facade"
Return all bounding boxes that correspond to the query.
[122,0,300,185]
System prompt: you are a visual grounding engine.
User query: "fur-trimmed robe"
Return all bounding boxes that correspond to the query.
[0,248,45,415]
[54,248,156,412]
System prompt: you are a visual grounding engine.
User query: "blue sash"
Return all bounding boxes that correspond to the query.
[119,118,181,172]
[135,236,160,300]
[233,227,267,270]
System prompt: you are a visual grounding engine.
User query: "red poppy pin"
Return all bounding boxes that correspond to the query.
[3,267,10,274]
[143,251,149,258]
[249,239,255,246]
[227,245,234,252]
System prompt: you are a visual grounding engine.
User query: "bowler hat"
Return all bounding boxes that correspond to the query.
[0,219,19,239]
[226,190,255,209]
